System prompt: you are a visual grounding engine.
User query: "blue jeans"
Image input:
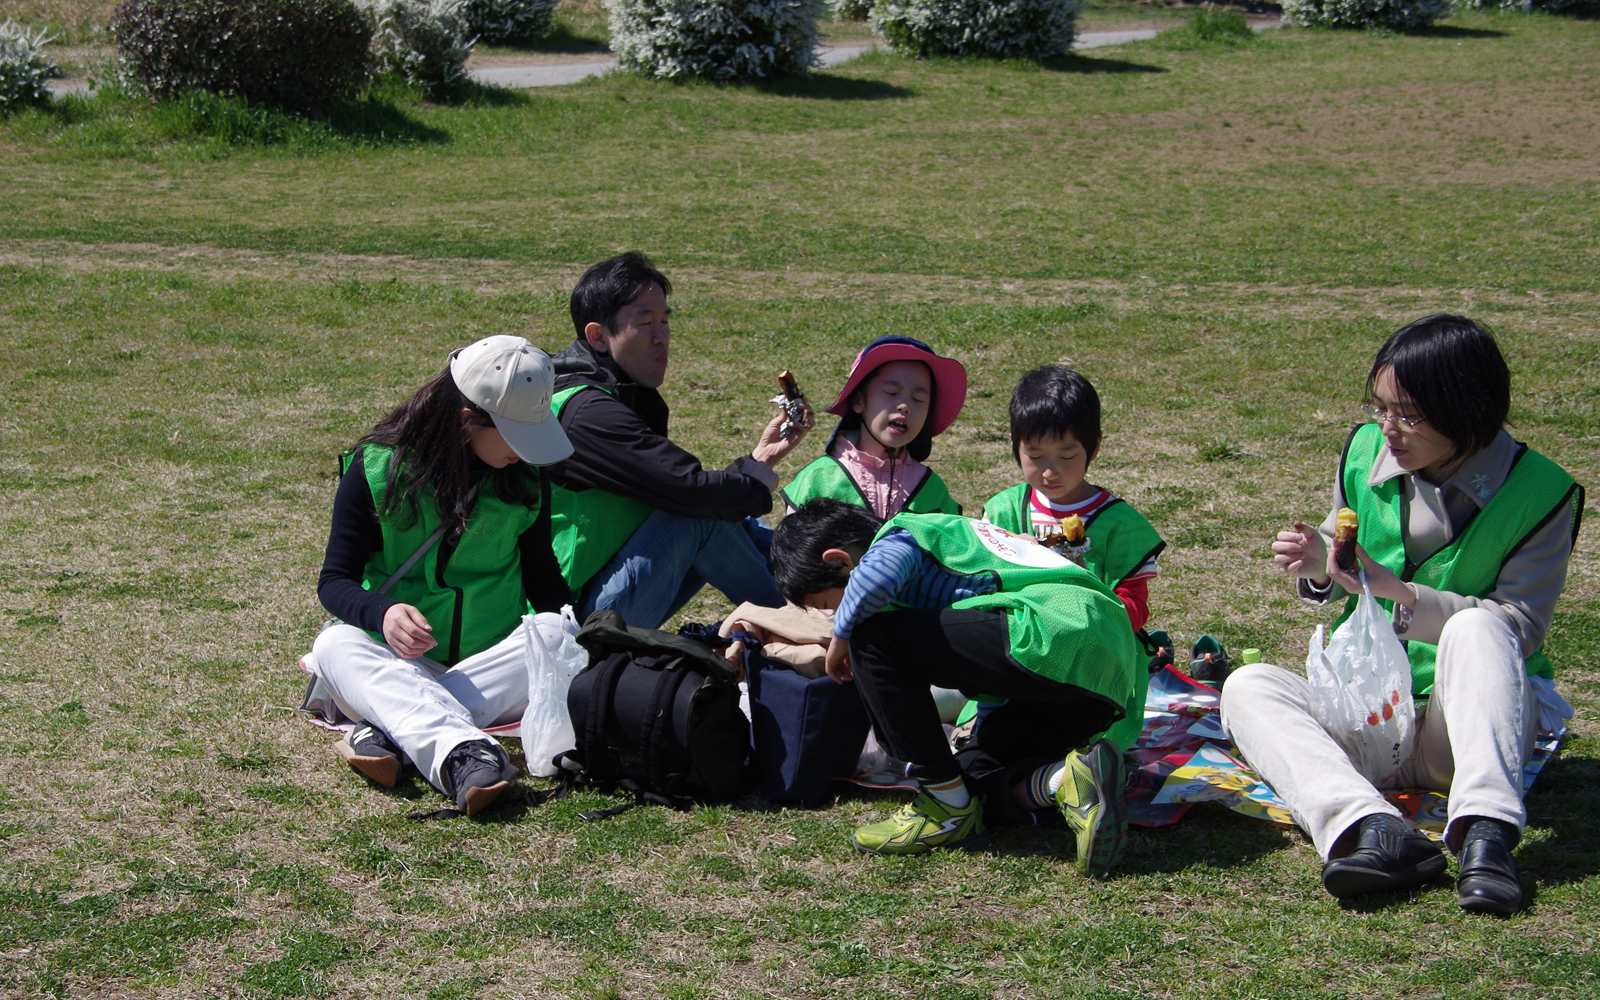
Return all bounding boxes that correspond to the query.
[580,509,782,629]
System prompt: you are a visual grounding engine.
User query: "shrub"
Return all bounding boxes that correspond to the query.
[606,0,824,80]
[462,0,560,42]
[829,0,874,18]
[112,0,373,110]
[1155,4,1258,47]
[1280,0,1449,29]
[360,0,475,95]
[869,0,1081,60]
[0,19,57,111]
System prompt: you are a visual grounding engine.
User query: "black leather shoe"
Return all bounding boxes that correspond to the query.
[1322,814,1447,899]
[1456,821,1523,915]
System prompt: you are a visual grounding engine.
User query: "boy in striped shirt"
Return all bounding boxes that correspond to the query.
[770,499,1141,871]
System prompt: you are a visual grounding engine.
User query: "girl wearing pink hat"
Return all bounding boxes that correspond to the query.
[781,336,967,519]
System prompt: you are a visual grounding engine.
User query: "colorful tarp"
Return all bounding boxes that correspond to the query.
[1127,666,1565,840]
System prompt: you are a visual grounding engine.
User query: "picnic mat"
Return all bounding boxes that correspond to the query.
[1127,666,1566,840]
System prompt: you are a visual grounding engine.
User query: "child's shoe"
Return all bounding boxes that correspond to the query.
[1189,635,1232,687]
[1055,738,1128,875]
[851,792,990,856]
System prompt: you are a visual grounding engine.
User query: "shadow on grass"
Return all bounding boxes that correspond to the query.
[1334,874,1455,913]
[480,24,612,55]
[1406,24,1510,38]
[1039,52,1170,74]
[1519,750,1600,887]
[749,72,915,100]
[317,98,452,145]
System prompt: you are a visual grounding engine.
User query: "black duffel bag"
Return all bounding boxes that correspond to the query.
[561,609,755,814]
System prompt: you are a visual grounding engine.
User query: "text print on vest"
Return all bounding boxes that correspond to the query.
[969,520,1072,570]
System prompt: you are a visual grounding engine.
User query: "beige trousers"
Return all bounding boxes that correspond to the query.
[1220,608,1537,858]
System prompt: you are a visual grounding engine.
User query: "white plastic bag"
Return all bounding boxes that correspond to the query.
[518,606,588,776]
[1306,570,1416,784]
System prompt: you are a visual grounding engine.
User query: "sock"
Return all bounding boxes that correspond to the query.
[1023,761,1067,811]
[923,776,971,809]
[1463,818,1517,850]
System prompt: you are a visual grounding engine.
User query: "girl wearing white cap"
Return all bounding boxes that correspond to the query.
[305,336,574,816]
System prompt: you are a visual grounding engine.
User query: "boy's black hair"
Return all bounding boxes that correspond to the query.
[1367,314,1510,463]
[569,252,673,339]
[771,498,884,606]
[1008,365,1102,463]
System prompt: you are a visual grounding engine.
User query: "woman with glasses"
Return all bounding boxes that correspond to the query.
[1222,314,1584,913]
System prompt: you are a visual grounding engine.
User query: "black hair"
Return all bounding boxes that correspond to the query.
[1366,314,1510,463]
[357,367,540,541]
[1008,365,1102,464]
[832,360,938,462]
[569,252,673,339]
[771,499,884,606]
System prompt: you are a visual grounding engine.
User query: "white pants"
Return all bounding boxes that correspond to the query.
[1221,608,1537,859]
[310,623,528,792]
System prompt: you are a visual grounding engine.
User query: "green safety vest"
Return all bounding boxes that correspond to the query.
[353,443,539,666]
[1334,423,1584,696]
[780,454,962,516]
[548,384,656,592]
[876,513,1146,750]
[981,483,1166,590]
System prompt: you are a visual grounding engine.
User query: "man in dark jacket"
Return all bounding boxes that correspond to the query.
[548,253,808,627]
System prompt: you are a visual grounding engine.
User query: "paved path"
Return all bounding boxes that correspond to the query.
[50,23,1277,96]
[468,29,1169,90]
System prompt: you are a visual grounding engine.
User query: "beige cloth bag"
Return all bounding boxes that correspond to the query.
[717,602,834,679]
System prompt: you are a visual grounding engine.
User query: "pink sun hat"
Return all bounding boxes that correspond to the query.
[825,335,968,437]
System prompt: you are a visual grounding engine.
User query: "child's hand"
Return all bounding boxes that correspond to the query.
[383,603,436,659]
[825,635,853,684]
[1271,520,1329,582]
[752,410,807,467]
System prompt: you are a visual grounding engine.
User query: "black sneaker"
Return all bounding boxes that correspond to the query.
[443,740,512,817]
[337,722,404,788]
[1322,813,1448,899]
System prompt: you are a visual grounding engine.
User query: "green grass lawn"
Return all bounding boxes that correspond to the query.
[1,8,1598,998]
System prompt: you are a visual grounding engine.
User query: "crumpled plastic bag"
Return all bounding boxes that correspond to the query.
[1306,569,1416,784]
[519,606,588,776]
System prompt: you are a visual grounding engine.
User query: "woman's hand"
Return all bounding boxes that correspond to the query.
[383,603,437,659]
[825,635,853,684]
[1271,520,1330,583]
[1325,543,1417,609]
[751,410,807,467]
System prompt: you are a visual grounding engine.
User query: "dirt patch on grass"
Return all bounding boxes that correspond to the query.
[6,239,1600,320]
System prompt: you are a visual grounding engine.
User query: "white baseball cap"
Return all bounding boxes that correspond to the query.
[450,335,573,466]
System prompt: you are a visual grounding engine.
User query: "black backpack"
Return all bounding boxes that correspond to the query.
[561,610,755,814]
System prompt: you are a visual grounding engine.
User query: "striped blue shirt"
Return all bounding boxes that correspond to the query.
[832,529,997,640]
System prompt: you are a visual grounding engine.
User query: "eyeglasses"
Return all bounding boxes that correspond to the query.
[1361,402,1428,431]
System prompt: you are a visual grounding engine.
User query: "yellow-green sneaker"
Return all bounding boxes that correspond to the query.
[851,791,990,856]
[1055,738,1128,875]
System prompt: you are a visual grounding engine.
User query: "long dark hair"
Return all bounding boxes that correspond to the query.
[356,366,540,540]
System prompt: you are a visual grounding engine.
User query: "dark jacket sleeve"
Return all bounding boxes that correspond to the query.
[317,451,395,633]
[521,472,572,613]
[554,387,774,521]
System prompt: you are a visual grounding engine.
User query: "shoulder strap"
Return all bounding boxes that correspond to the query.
[374,526,446,597]
[579,652,630,785]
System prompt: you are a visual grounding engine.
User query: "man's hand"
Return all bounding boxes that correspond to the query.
[1325,543,1417,609]
[751,410,808,467]
[1271,520,1330,584]
[383,603,437,659]
[825,635,853,684]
